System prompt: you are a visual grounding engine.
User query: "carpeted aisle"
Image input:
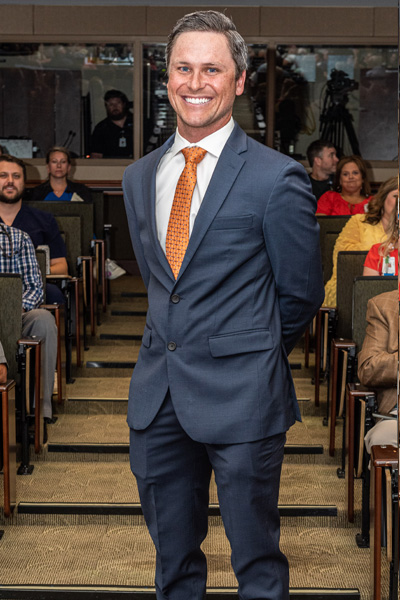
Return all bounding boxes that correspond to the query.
[0,275,391,599]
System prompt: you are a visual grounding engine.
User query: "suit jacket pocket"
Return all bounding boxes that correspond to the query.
[142,325,152,348]
[208,214,253,230]
[209,329,273,357]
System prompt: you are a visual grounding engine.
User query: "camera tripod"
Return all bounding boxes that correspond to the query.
[319,86,361,157]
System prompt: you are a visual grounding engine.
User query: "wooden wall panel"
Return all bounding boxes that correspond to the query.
[260,7,374,38]
[146,6,261,37]
[0,5,34,35]
[33,6,146,35]
[374,7,397,37]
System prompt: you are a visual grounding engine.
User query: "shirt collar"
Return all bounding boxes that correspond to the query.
[169,118,235,159]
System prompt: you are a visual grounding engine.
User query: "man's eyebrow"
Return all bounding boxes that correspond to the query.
[173,60,224,67]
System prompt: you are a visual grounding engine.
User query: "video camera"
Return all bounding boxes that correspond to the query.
[327,69,358,97]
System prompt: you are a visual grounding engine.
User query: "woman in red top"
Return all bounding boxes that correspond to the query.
[363,189,398,276]
[316,155,372,215]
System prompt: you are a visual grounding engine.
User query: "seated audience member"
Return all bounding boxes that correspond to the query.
[0,222,57,422]
[0,154,67,304]
[363,196,398,276]
[357,289,398,452]
[316,155,372,215]
[26,150,125,281]
[0,341,7,384]
[324,177,396,306]
[29,146,91,203]
[306,139,338,200]
[90,89,133,159]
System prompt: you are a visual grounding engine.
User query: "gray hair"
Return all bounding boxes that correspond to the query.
[165,10,248,80]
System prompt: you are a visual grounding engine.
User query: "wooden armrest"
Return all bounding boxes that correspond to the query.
[0,379,15,393]
[371,445,398,467]
[46,274,72,281]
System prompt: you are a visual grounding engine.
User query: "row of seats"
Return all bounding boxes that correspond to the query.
[0,193,111,516]
[309,216,398,600]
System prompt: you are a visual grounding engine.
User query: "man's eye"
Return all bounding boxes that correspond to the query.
[179,67,189,72]
[208,68,217,73]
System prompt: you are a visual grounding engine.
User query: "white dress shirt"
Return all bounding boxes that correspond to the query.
[156,118,235,252]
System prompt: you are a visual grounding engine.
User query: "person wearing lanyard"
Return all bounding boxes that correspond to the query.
[90,89,133,159]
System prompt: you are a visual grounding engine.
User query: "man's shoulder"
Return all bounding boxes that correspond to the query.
[4,222,34,246]
[124,136,174,181]
[241,132,301,171]
[20,203,56,226]
[92,117,111,132]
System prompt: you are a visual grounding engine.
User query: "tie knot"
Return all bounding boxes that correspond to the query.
[181,146,207,165]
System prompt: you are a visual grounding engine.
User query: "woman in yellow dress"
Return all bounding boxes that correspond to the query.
[323,176,398,306]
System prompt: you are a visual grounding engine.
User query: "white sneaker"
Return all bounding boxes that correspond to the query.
[106,258,126,280]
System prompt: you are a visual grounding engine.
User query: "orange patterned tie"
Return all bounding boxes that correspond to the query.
[166,146,207,279]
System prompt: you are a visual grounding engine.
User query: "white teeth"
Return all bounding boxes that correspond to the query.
[184,97,210,104]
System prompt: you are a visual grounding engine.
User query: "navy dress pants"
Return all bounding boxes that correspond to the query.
[129,392,288,600]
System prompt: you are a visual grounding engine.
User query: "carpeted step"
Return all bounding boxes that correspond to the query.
[8,460,358,527]
[0,518,385,598]
[38,412,339,465]
[0,585,363,600]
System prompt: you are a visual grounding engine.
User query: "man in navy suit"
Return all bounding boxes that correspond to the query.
[123,10,324,600]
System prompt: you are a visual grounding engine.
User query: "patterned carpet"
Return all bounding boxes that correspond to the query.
[0,275,392,599]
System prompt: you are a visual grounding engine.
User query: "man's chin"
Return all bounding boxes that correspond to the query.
[109,112,126,121]
[0,194,23,205]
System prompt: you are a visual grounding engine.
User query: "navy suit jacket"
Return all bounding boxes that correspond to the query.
[123,123,324,444]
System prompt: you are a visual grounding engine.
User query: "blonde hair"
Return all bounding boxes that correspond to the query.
[378,206,398,257]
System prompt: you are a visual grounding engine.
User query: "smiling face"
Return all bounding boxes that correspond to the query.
[339,161,363,195]
[167,31,246,143]
[0,161,25,204]
[47,151,71,180]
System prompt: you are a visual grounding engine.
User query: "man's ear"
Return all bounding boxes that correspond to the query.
[314,156,322,168]
[235,70,246,97]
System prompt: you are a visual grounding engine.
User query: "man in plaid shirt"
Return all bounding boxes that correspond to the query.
[0,221,57,422]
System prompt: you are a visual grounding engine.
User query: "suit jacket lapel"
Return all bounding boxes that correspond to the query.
[177,125,247,280]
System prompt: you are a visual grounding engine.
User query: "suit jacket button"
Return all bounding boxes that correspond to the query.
[171,294,180,304]
[167,341,177,351]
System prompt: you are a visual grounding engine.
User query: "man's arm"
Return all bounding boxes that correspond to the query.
[42,213,69,274]
[358,296,398,388]
[263,160,325,354]
[50,257,68,275]
[123,169,151,289]
[20,233,44,310]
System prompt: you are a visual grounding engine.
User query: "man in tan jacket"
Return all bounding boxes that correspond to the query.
[357,289,398,451]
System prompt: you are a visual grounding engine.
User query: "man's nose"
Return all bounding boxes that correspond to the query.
[188,70,204,90]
